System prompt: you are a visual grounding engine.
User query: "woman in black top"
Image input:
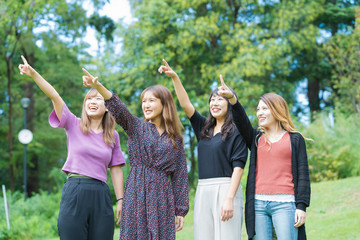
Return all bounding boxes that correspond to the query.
[217,78,311,240]
[159,60,248,240]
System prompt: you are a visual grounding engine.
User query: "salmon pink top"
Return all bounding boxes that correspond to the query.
[255,132,294,195]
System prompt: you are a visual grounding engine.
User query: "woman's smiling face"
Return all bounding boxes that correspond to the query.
[257,100,276,129]
[209,94,228,121]
[142,91,163,122]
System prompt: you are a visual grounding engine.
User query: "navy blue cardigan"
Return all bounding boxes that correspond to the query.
[231,101,311,240]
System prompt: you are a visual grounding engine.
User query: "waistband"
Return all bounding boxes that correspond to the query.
[67,172,92,179]
[66,177,105,185]
[197,177,231,186]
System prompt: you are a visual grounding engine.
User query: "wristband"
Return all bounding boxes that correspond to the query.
[117,198,123,202]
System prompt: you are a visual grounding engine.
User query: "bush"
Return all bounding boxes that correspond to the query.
[0,190,60,239]
[304,111,360,182]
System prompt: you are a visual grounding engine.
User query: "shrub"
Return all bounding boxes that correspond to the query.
[304,111,360,182]
[0,190,60,239]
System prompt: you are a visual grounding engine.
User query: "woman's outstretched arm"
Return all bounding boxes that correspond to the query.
[158,59,195,118]
[19,55,64,120]
[82,68,112,100]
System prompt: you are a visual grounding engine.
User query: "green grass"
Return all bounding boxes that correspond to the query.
[306,177,360,240]
[113,177,360,240]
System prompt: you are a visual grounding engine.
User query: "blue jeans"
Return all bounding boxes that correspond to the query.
[254,199,298,240]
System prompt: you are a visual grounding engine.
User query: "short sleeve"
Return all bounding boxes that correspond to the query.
[230,132,248,169]
[108,131,126,167]
[189,110,206,141]
[48,104,77,130]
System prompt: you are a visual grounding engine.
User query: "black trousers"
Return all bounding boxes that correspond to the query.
[57,178,114,240]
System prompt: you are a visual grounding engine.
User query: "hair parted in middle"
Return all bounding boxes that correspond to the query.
[200,87,237,141]
[80,88,116,146]
[140,85,184,148]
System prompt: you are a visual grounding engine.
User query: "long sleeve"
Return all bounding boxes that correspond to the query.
[231,101,257,150]
[104,93,142,136]
[171,139,189,217]
[292,133,311,211]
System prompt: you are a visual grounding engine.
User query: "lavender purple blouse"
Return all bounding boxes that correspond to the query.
[49,104,125,183]
[105,93,189,240]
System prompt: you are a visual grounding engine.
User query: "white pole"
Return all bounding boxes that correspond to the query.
[2,185,10,230]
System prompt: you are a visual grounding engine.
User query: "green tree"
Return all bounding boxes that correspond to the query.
[0,0,108,194]
[324,7,360,116]
[305,0,358,117]
[110,0,327,186]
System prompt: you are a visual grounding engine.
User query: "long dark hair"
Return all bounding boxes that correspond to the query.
[199,88,236,141]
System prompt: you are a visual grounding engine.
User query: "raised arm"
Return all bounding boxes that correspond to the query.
[82,68,141,133]
[18,55,64,120]
[217,74,237,105]
[217,76,255,149]
[158,59,195,118]
[82,68,112,100]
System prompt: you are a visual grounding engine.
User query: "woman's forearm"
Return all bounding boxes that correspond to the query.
[171,74,195,118]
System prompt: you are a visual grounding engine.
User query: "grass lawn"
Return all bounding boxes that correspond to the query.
[114,177,360,240]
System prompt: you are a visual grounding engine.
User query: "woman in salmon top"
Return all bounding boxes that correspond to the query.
[217,79,311,240]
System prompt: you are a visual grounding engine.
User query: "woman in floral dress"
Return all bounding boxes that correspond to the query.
[82,69,189,240]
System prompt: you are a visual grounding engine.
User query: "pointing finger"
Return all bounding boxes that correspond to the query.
[82,68,92,77]
[162,59,170,68]
[220,74,226,87]
[21,55,28,65]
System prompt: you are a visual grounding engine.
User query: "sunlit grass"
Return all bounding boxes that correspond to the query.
[114,177,360,240]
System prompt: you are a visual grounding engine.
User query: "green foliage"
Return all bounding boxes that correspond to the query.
[114,0,327,186]
[89,14,116,42]
[0,0,109,193]
[324,7,360,115]
[304,111,360,182]
[0,190,60,239]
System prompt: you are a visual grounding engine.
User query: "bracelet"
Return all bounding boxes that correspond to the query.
[116,198,123,202]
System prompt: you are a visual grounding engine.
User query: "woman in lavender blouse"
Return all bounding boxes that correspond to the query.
[19,56,126,240]
[82,69,189,239]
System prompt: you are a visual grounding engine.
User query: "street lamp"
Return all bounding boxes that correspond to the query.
[18,97,32,200]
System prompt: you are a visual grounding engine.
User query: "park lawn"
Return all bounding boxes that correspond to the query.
[306,176,360,240]
[113,177,360,240]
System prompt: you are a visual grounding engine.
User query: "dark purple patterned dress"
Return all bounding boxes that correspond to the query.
[105,94,189,240]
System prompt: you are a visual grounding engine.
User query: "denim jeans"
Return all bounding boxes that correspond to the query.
[253,199,298,240]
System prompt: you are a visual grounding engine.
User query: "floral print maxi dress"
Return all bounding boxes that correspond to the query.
[105,94,189,240]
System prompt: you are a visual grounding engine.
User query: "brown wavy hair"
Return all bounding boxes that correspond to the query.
[257,93,311,145]
[80,88,116,146]
[200,88,236,141]
[141,85,183,148]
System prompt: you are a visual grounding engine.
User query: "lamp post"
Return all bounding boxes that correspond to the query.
[18,98,32,200]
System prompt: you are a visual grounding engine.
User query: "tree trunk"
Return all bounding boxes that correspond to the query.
[22,51,39,196]
[6,56,15,191]
[307,77,321,120]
